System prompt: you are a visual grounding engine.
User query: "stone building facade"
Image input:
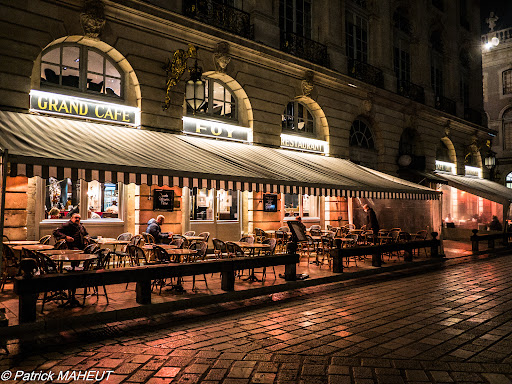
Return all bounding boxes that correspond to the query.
[0,0,491,241]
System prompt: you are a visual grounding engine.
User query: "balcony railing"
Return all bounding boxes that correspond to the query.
[280,31,330,68]
[464,107,483,126]
[183,0,253,39]
[397,79,425,104]
[347,58,384,88]
[434,95,456,115]
[482,27,512,44]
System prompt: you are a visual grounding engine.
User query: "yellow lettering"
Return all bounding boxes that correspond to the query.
[48,98,58,111]
[95,105,105,118]
[196,124,207,134]
[211,125,222,136]
[103,108,114,120]
[70,101,79,115]
[57,100,69,113]
[37,96,48,110]
[224,126,234,138]
[114,110,121,121]
[79,102,88,115]
[122,111,130,122]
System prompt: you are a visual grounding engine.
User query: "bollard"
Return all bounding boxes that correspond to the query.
[135,280,152,304]
[430,232,440,258]
[404,244,413,262]
[372,252,381,267]
[502,233,509,247]
[488,237,495,249]
[471,229,479,254]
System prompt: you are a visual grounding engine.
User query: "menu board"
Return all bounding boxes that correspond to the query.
[153,189,174,211]
[263,194,277,212]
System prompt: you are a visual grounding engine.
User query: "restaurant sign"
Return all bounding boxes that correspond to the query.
[435,160,456,174]
[280,134,328,154]
[182,116,250,142]
[465,165,482,178]
[29,90,140,126]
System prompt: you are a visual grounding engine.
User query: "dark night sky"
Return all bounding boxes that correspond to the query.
[481,0,512,33]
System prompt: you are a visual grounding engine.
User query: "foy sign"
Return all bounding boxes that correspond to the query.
[30,90,139,126]
[182,117,249,142]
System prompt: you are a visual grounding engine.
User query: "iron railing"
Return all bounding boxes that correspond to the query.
[183,0,253,39]
[280,31,330,68]
[434,95,456,115]
[397,79,425,104]
[464,107,483,126]
[347,58,384,88]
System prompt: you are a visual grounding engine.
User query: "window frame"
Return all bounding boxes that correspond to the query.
[283,193,320,220]
[39,177,124,223]
[281,100,315,136]
[393,8,411,83]
[279,0,312,39]
[188,77,238,122]
[349,119,375,149]
[503,69,512,95]
[40,43,124,100]
[503,108,512,150]
[506,172,512,189]
[345,7,368,62]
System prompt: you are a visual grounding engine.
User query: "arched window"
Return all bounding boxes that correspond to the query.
[503,108,512,149]
[188,77,237,120]
[281,101,314,134]
[503,69,512,95]
[40,44,122,98]
[506,173,512,189]
[436,140,451,162]
[349,119,374,149]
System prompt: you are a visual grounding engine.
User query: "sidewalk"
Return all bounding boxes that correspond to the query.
[0,239,501,338]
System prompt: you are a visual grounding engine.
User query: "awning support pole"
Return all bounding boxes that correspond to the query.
[0,150,8,278]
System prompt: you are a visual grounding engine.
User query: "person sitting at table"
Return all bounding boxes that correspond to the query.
[88,207,101,219]
[489,215,503,231]
[146,215,172,244]
[105,200,118,214]
[53,213,89,250]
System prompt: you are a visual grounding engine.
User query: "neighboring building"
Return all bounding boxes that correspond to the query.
[0,0,499,243]
[482,22,512,185]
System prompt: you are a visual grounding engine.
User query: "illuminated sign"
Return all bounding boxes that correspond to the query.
[182,116,250,142]
[465,165,482,178]
[280,134,328,154]
[435,160,456,174]
[30,90,140,126]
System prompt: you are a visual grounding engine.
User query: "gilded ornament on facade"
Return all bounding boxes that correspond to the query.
[80,0,106,39]
[214,42,231,73]
[301,71,314,97]
[162,44,197,110]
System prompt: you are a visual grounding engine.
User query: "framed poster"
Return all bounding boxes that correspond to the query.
[263,193,278,212]
[153,189,174,211]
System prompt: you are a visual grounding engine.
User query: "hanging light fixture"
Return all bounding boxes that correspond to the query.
[484,148,496,169]
[185,58,205,113]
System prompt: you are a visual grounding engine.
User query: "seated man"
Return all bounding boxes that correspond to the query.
[146,215,171,244]
[53,213,89,250]
[105,200,118,215]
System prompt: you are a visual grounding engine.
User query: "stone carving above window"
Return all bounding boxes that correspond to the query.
[80,0,106,40]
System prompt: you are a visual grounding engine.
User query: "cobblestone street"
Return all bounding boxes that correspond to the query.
[2,255,512,384]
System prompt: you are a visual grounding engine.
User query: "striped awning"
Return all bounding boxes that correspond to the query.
[435,172,512,205]
[0,111,439,199]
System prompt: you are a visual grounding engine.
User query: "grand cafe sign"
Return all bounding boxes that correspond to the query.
[30,90,140,126]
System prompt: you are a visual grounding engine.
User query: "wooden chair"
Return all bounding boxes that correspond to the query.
[212,238,228,258]
[187,241,208,289]
[412,230,428,257]
[254,228,267,243]
[116,232,132,241]
[0,245,19,291]
[198,232,210,243]
[299,235,316,264]
[142,232,155,244]
[38,235,51,245]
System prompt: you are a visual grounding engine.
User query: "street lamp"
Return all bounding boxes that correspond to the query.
[484,144,497,180]
[185,58,205,113]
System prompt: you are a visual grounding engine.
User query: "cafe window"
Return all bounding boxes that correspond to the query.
[284,193,319,218]
[506,173,512,189]
[187,78,237,120]
[190,188,214,221]
[44,178,120,220]
[281,101,314,135]
[217,190,238,221]
[40,44,123,98]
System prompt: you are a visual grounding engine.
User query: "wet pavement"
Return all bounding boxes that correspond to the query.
[1,245,511,383]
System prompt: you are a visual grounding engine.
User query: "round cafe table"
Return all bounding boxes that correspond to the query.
[39,249,83,256]
[231,242,270,282]
[12,244,54,252]
[160,248,197,293]
[49,253,98,308]
[95,238,129,251]
[183,235,206,242]
[3,240,40,246]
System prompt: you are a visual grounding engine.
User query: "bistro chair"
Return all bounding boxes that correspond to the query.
[412,230,428,257]
[226,242,246,278]
[152,245,171,294]
[254,228,267,243]
[274,230,288,253]
[0,244,19,291]
[142,232,155,244]
[81,249,110,305]
[317,235,334,268]
[212,238,228,259]
[198,232,210,243]
[299,235,316,264]
[261,238,277,280]
[112,234,143,267]
[2,235,10,242]
[84,243,99,254]
[187,241,208,290]
[309,224,321,231]
[172,235,187,249]
[38,235,51,245]
[183,231,195,236]
[116,232,132,241]
[54,239,68,250]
